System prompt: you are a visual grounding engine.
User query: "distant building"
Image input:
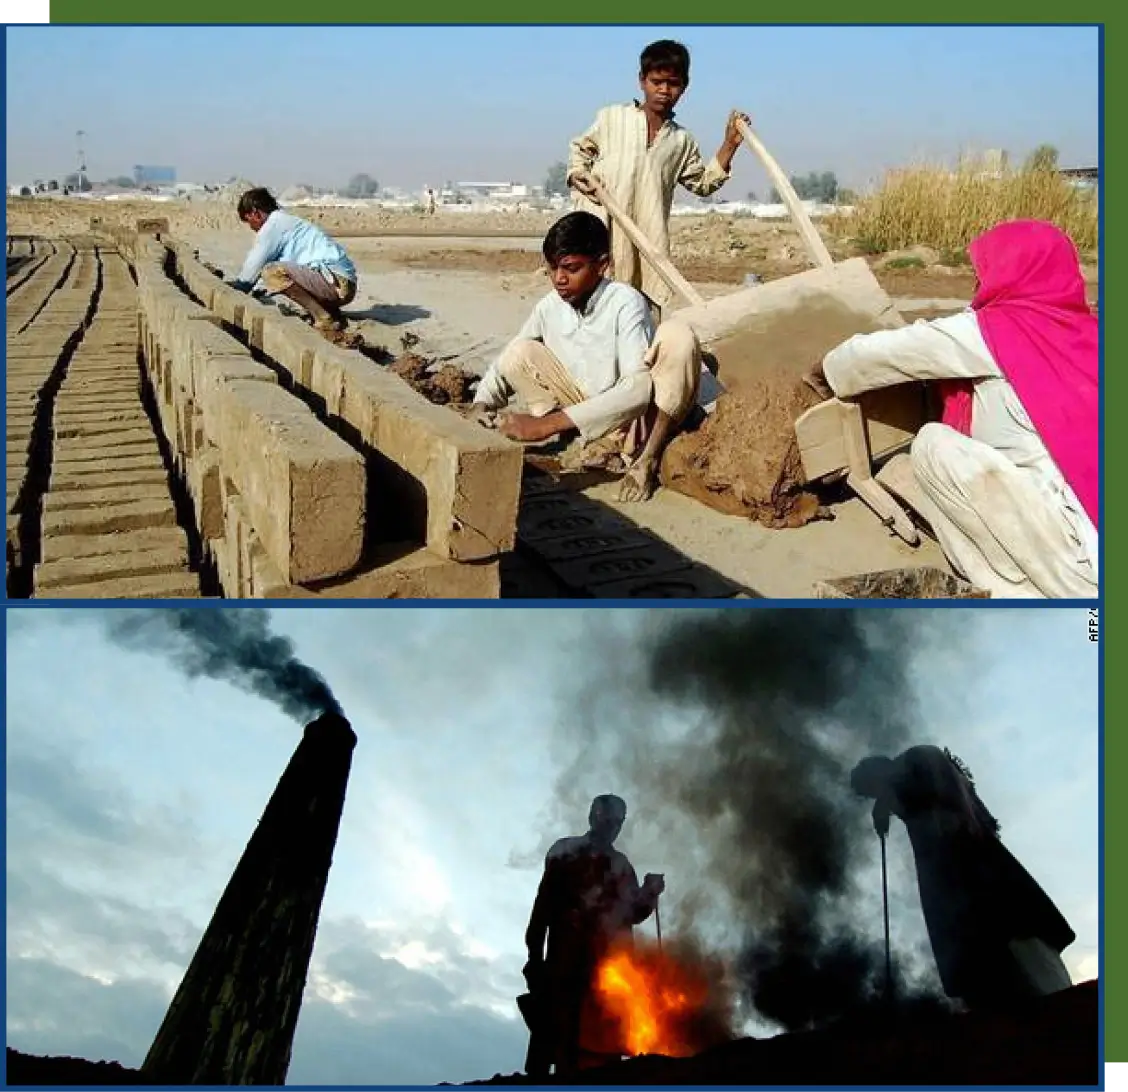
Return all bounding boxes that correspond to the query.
[457,181,534,202]
[134,164,177,187]
[1059,166,1099,191]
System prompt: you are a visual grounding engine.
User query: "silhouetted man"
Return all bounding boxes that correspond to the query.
[523,794,664,1077]
[852,745,1075,1011]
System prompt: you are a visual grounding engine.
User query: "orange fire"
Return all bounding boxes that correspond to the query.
[593,940,712,1058]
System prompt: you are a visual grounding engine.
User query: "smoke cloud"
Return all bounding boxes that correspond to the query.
[543,609,956,1032]
[103,609,341,723]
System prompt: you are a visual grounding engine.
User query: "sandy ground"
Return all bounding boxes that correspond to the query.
[183,228,955,598]
[11,198,1096,597]
[186,231,979,376]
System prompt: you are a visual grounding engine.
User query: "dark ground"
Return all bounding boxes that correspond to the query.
[6,980,1099,1087]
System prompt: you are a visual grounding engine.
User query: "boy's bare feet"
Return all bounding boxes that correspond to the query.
[618,457,659,502]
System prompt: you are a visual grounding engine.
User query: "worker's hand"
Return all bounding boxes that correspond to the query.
[872,798,892,838]
[498,411,558,444]
[570,171,601,202]
[724,110,752,150]
[453,402,498,428]
[643,873,666,897]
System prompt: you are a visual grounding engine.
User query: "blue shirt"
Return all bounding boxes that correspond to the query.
[232,210,357,290]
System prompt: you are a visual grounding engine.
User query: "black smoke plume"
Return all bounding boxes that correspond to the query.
[548,609,953,1033]
[104,609,340,722]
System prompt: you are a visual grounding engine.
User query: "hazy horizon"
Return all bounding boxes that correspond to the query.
[6,25,1100,196]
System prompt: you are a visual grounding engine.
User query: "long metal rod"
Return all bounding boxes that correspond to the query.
[880,832,893,1003]
[655,901,664,954]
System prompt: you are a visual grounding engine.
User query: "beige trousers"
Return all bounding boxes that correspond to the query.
[494,320,701,456]
[261,261,357,310]
[910,422,1098,599]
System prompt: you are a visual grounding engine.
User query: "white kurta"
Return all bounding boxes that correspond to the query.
[475,279,654,439]
[567,102,730,309]
[822,311,1098,599]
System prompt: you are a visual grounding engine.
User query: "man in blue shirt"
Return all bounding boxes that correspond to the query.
[229,188,360,345]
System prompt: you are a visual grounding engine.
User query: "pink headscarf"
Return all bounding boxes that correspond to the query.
[939,219,1099,527]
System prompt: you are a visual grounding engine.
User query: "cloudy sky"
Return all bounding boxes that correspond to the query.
[5,607,1099,1086]
[6,25,1099,193]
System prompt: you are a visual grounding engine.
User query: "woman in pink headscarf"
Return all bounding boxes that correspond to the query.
[810,220,1098,599]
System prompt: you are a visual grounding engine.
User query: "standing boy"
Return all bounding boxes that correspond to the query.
[567,39,750,316]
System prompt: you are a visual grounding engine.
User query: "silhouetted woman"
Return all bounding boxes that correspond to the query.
[851,745,1075,1010]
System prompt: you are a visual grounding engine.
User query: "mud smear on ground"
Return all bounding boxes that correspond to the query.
[389,352,474,406]
[661,380,824,527]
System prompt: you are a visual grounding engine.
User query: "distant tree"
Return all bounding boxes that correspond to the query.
[773,171,839,202]
[837,188,858,204]
[1024,144,1060,173]
[63,172,92,193]
[106,175,136,189]
[544,161,569,197]
[745,190,758,203]
[345,173,380,198]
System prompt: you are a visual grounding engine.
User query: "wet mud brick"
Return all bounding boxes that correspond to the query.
[34,544,192,592]
[548,542,696,591]
[35,571,202,599]
[212,379,366,584]
[587,566,744,599]
[39,526,189,565]
[516,491,583,520]
[186,261,523,562]
[520,472,570,497]
[527,525,657,562]
[517,499,639,544]
[307,545,500,600]
[41,496,178,537]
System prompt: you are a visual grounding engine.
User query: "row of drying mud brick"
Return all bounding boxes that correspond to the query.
[7,237,202,598]
[117,229,524,598]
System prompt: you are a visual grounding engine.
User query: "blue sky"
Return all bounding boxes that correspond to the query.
[5,607,1099,1085]
[5,25,1100,193]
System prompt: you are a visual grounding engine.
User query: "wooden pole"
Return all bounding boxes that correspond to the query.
[733,118,835,271]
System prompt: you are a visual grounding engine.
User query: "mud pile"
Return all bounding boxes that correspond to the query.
[389,353,474,406]
[660,379,825,528]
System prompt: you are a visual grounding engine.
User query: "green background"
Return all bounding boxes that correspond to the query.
[38,2,1119,1067]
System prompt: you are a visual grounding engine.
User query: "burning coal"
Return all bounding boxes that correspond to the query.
[548,609,955,1035]
[593,937,733,1058]
[102,609,340,722]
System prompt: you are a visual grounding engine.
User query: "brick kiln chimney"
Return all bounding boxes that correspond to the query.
[141,711,357,1085]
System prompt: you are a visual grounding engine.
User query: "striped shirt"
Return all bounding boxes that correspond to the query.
[567,101,730,308]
